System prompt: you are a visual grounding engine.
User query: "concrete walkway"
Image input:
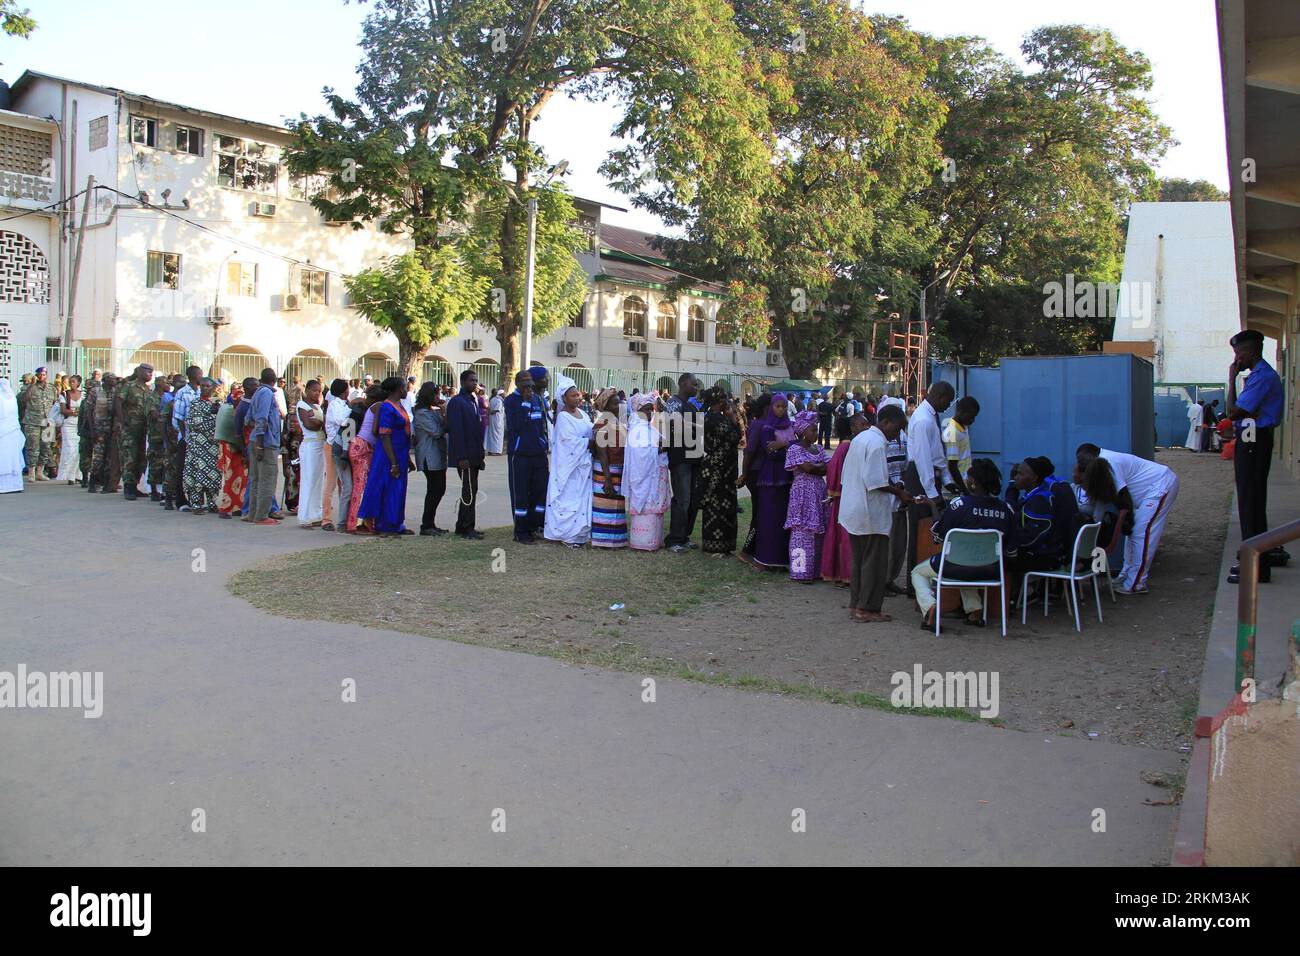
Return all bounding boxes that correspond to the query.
[1174,463,1298,865]
[1,480,1180,865]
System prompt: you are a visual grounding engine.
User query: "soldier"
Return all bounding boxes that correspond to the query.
[20,366,58,481]
[86,373,118,493]
[116,363,155,500]
[78,375,99,485]
[146,376,172,502]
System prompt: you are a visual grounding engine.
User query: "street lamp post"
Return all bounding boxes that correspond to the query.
[518,160,568,374]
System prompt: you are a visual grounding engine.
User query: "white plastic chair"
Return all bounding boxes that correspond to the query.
[1019,522,1104,633]
[934,528,1007,637]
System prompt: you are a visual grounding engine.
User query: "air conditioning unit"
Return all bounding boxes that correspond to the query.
[887,361,902,375]
[250,201,276,218]
[628,340,648,355]
[464,338,483,352]
[204,306,232,326]
[282,293,301,312]
[556,340,578,358]
[765,352,782,366]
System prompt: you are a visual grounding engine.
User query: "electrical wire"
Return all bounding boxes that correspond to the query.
[0,187,89,223]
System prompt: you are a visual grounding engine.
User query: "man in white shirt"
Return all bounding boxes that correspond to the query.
[839,404,911,622]
[906,381,954,506]
[401,376,416,415]
[1075,443,1179,594]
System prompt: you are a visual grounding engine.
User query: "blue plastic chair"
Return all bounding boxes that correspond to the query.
[935,529,1007,637]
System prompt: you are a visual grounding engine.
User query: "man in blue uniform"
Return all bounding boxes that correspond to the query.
[1225,329,1286,584]
[503,370,549,543]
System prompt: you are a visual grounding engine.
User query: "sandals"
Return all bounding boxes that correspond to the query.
[320,522,335,532]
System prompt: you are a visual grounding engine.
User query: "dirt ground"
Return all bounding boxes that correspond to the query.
[230,449,1230,754]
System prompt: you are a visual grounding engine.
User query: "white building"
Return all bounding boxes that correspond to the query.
[2,70,888,394]
[1110,201,1267,384]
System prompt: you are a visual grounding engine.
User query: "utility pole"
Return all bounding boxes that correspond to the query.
[522,196,537,371]
[63,174,94,351]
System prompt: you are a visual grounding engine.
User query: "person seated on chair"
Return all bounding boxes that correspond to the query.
[911,458,1017,632]
[1005,455,1079,597]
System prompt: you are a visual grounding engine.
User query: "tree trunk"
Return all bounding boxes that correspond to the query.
[498,327,520,386]
[780,325,820,379]
[398,337,429,384]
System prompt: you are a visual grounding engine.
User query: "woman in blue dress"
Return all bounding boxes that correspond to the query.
[357,377,415,536]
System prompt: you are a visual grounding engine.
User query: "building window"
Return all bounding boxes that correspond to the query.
[147,251,181,290]
[300,268,328,305]
[130,116,158,148]
[216,135,280,194]
[568,305,584,329]
[0,230,50,304]
[227,261,258,297]
[88,116,109,152]
[715,315,737,346]
[687,304,705,343]
[175,125,204,156]
[622,295,646,337]
[655,301,677,340]
[852,339,866,359]
[0,123,53,176]
[290,172,329,202]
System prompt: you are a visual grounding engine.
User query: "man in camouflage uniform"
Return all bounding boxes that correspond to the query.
[86,373,118,493]
[146,377,172,502]
[116,363,155,500]
[20,366,58,481]
[78,376,99,485]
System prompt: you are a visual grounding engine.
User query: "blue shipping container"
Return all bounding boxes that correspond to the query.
[999,354,1155,479]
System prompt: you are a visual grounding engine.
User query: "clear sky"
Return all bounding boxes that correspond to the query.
[3,0,1228,235]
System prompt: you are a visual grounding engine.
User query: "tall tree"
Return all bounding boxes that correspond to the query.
[290,0,772,380]
[911,26,1173,361]
[634,2,945,378]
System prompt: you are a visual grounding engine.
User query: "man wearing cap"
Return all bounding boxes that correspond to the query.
[147,375,172,501]
[86,373,119,493]
[1225,329,1285,584]
[20,366,58,480]
[116,363,155,500]
[78,371,102,484]
[503,370,549,543]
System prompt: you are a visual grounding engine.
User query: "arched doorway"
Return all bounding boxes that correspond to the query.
[284,349,338,384]
[422,355,454,388]
[352,351,395,382]
[129,340,188,377]
[214,345,271,386]
[466,357,500,391]
[563,363,593,395]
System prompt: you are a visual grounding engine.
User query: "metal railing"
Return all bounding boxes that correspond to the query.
[0,344,885,399]
[1236,518,1300,692]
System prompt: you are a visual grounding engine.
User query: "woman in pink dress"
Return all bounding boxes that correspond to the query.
[784,410,829,582]
[820,411,868,585]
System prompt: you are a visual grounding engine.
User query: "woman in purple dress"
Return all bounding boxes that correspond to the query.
[356,376,415,536]
[741,392,795,569]
[784,410,830,582]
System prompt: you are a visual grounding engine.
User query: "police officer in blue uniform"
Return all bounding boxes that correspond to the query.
[504,370,550,543]
[1225,329,1286,584]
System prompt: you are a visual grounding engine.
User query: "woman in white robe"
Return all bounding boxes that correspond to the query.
[0,380,24,494]
[55,377,83,483]
[623,392,672,551]
[486,389,505,455]
[544,377,593,546]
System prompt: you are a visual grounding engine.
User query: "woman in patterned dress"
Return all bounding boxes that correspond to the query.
[590,388,628,549]
[699,387,743,555]
[783,410,830,582]
[215,381,247,518]
[182,378,221,514]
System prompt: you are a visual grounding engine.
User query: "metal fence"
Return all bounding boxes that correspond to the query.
[0,343,893,399]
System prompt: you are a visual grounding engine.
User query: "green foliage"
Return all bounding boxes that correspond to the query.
[1,1,35,38]
[1156,177,1228,202]
[462,185,590,343]
[344,250,489,372]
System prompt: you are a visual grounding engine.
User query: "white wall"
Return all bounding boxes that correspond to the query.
[1114,202,1246,383]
